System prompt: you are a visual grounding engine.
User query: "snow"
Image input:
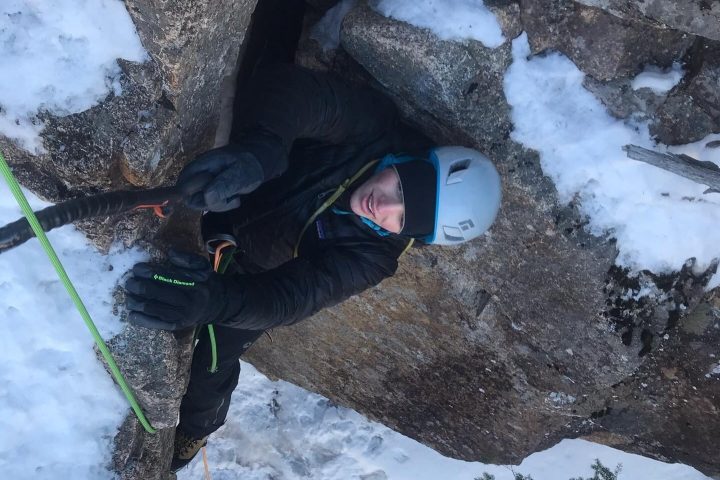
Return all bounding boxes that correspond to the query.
[504,34,720,273]
[311,0,358,51]
[707,271,720,292]
[0,181,147,478]
[631,62,685,94]
[373,0,505,48]
[547,391,576,406]
[177,362,710,480]
[667,133,720,168]
[0,0,146,153]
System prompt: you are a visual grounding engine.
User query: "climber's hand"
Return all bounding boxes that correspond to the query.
[124,250,227,331]
[176,146,264,212]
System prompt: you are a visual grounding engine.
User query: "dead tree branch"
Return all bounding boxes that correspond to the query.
[623,145,720,194]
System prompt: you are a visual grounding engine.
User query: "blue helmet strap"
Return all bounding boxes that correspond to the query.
[331,207,391,237]
[375,152,417,172]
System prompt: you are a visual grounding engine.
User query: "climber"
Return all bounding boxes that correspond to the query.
[123,63,502,471]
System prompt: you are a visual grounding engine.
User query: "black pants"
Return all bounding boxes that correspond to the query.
[178,325,265,438]
[178,0,306,439]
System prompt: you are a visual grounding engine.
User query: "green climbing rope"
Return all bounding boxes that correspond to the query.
[0,150,156,434]
[207,325,219,374]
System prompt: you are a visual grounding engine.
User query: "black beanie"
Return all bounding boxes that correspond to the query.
[393,160,437,237]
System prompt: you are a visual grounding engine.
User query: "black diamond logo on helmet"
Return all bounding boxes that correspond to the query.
[459,219,474,231]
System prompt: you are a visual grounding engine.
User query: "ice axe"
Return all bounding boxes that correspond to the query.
[0,174,211,255]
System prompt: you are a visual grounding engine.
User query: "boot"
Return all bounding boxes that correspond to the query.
[170,429,209,472]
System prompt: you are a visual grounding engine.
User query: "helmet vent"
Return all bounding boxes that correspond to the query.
[448,159,470,175]
[443,225,465,242]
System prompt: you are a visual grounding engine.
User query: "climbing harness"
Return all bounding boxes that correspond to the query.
[203,237,273,372]
[206,234,238,256]
[195,238,237,478]
[207,239,237,374]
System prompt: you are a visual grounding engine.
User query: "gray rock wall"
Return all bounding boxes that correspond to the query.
[520,0,695,81]
[107,4,259,478]
[535,0,720,147]
[2,0,257,251]
[574,0,720,42]
[653,40,720,144]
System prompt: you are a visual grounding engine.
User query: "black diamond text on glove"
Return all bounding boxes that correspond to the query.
[177,145,264,212]
[124,250,232,331]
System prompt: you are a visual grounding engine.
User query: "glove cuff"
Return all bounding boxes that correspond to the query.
[205,273,240,326]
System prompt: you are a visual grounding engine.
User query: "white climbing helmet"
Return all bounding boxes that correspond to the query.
[426,146,502,245]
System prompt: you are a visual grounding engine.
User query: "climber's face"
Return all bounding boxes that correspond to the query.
[350,167,405,234]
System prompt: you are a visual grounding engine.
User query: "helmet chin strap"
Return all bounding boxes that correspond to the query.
[359,215,392,237]
[374,152,418,172]
[293,159,381,258]
[331,206,392,237]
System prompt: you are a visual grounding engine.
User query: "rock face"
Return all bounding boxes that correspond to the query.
[520,0,694,81]
[582,38,720,146]
[652,40,720,144]
[1,57,173,249]
[108,325,196,479]
[109,4,258,478]
[1,1,257,479]
[574,0,720,42]
[587,277,720,477]
[341,4,513,150]
[534,0,720,145]
[244,1,720,478]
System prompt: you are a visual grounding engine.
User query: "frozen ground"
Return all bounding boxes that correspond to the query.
[177,362,710,480]
[0,183,146,479]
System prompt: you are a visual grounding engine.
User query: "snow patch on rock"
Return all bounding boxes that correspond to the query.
[311,0,358,51]
[632,62,685,94]
[0,0,146,153]
[504,34,720,273]
[373,0,505,48]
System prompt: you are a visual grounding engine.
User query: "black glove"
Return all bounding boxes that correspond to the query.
[177,145,264,212]
[124,250,232,331]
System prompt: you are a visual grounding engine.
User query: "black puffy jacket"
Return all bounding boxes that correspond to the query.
[206,64,432,330]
